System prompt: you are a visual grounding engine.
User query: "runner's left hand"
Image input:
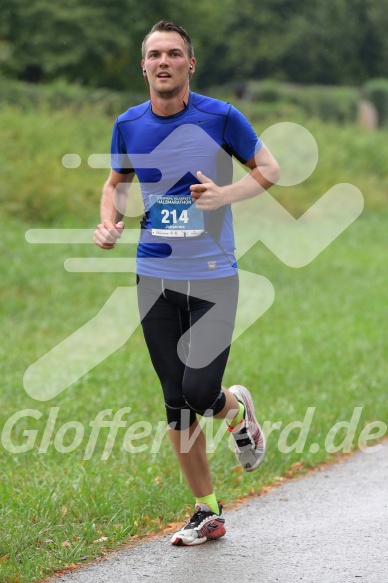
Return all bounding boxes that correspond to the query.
[190,171,226,210]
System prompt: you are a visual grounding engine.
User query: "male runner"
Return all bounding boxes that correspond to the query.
[93,20,280,546]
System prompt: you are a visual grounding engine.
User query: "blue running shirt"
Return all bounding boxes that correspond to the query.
[111,92,262,279]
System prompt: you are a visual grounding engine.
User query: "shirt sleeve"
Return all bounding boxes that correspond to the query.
[110,120,133,174]
[223,105,263,164]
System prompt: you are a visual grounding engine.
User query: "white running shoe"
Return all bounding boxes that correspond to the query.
[171,503,226,546]
[227,385,266,472]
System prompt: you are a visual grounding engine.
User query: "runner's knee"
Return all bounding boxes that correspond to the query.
[182,371,226,416]
[165,404,196,430]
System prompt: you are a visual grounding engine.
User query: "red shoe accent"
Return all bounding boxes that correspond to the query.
[206,524,226,539]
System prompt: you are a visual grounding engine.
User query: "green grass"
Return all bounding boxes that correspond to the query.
[1,104,388,582]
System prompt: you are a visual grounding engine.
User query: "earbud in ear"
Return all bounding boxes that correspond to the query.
[143,69,146,74]
[189,65,193,70]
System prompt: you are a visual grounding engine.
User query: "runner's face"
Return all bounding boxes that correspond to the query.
[142,31,195,96]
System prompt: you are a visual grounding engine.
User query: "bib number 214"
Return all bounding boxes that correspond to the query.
[161,209,189,224]
[149,194,205,237]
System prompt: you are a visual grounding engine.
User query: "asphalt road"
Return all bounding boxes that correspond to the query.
[54,443,388,583]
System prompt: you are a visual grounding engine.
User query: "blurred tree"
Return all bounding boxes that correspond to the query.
[218,0,388,86]
[274,0,388,85]
[0,0,137,88]
[0,0,387,90]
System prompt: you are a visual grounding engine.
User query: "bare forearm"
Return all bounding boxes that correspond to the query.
[190,145,280,211]
[100,183,124,224]
[223,164,279,205]
[94,170,133,250]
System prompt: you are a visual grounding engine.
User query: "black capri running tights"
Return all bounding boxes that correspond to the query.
[137,274,239,430]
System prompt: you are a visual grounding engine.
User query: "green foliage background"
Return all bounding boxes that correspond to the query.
[1,0,388,90]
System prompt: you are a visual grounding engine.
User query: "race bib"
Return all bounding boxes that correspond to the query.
[149,195,205,237]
